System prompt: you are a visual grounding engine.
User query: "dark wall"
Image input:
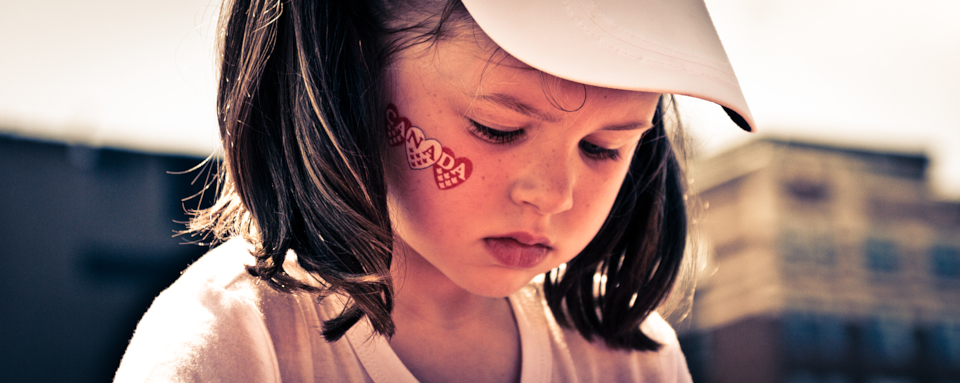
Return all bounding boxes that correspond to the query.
[712,316,782,383]
[0,135,212,382]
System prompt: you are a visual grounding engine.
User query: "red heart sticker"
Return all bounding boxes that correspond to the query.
[386,104,409,147]
[404,126,442,169]
[433,147,473,190]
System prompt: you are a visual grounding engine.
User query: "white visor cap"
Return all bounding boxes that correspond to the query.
[461,0,755,132]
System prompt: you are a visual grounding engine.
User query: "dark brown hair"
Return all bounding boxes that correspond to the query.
[189,0,689,351]
[544,96,689,351]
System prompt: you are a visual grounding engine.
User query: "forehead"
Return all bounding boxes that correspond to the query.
[393,30,655,112]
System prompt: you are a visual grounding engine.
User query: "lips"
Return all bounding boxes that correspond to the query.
[484,233,551,268]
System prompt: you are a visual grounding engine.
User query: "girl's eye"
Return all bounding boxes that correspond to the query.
[579,140,621,161]
[468,120,525,144]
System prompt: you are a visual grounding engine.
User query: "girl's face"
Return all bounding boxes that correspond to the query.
[385,30,661,297]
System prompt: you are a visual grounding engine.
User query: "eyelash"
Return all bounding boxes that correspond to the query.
[468,119,621,161]
[468,120,525,144]
[579,141,621,161]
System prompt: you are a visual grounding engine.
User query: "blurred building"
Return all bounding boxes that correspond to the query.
[680,138,960,383]
[0,134,210,383]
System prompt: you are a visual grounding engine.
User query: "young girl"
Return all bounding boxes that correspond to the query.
[115,0,754,381]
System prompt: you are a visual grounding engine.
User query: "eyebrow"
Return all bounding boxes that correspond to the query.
[602,122,652,131]
[477,93,560,123]
[476,93,651,131]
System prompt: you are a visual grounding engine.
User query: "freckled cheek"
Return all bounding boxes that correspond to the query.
[574,171,628,223]
[387,157,477,220]
[388,181,448,244]
[472,154,507,183]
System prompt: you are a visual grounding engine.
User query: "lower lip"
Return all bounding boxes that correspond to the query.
[484,238,549,268]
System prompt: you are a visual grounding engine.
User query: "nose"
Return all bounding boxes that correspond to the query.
[509,152,575,215]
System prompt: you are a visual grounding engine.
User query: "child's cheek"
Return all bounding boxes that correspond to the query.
[385,103,474,191]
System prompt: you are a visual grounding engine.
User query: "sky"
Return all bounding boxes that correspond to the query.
[1,0,958,198]
[684,0,960,199]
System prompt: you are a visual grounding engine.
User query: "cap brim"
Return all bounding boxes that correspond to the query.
[461,0,755,132]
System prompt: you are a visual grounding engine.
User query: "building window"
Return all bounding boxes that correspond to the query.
[864,238,899,272]
[866,377,915,383]
[929,245,960,278]
[784,179,830,201]
[785,370,850,383]
[780,227,836,265]
[783,313,817,358]
[782,313,848,362]
[818,316,847,360]
[862,317,915,366]
[929,321,960,368]
[785,371,818,383]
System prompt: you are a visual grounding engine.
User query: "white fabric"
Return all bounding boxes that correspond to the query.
[115,238,693,382]
[461,0,755,132]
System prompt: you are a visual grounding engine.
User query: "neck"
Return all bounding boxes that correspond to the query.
[386,239,523,383]
[390,244,504,327]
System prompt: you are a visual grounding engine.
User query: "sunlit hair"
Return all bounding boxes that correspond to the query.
[189,0,691,351]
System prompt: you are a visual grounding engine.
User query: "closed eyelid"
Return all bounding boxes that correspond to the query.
[579,140,621,161]
[468,120,525,144]
[469,117,521,131]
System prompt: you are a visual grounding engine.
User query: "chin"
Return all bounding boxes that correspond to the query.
[460,271,539,298]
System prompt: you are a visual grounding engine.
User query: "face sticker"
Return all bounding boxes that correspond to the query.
[405,127,442,169]
[387,103,473,190]
[434,147,473,190]
[386,104,410,147]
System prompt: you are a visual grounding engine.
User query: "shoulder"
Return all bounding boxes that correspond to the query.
[114,238,284,383]
[511,284,692,383]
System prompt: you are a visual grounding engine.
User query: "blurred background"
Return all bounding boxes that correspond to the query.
[0,0,957,382]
